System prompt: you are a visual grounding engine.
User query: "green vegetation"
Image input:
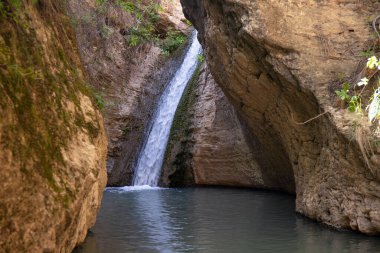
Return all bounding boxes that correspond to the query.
[161,29,186,54]
[128,34,140,46]
[163,63,203,186]
[197,53,205,63]
[0,0,101,197]
[0,0,39,22]
[360,49,375,58]
[169,64,202,135]
[181,18,192,26]
[117,1,136,13]
[336,56,380,122]
[94,92,106,110]
[128,24,156,46]
[0,0,22,17]
[94,0,187,53]
[335,82,350,102]
[95,0,161,44]
[96,0,108,6]
[357,56,380,122]
[335,15,380,136]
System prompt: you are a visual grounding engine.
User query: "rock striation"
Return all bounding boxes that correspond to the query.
[0,1,107,252]
[162,65,264,188]
[181,0,380,234]
[68,0,192,186]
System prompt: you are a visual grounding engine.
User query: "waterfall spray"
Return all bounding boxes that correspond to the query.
[133,32,202,186]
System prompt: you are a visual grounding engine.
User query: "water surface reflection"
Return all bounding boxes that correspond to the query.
[74,188,380,253]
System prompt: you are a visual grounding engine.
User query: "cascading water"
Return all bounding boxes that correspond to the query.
[133,32,202,186]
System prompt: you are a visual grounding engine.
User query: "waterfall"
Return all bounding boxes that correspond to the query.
[133,32,202,186]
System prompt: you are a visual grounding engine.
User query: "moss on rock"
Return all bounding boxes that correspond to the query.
[161,62,203,187]
[0,0,101,194]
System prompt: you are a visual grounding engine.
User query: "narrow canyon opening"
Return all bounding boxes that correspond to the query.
[1,0,380,252]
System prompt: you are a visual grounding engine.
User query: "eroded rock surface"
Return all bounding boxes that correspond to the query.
[162,65,264,188]
[0,1,107,252]
[181,0,380,234]
[69,0,192,186]
[191,66,264,187]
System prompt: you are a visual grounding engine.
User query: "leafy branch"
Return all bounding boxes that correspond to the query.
[336,55,380,123]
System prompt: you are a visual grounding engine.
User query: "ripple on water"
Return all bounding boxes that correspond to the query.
[106,185,165,192]
[74,188,380,253]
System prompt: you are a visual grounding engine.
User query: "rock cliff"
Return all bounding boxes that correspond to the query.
[162,64,264,188]
[68,0,191,186]
[0,1,107,252]
[181,0,380,234]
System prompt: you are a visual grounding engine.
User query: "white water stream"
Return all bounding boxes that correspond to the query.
[133,32,202,186]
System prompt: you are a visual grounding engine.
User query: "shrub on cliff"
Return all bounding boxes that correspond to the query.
[335,16,380,139]
[160,29,186,54]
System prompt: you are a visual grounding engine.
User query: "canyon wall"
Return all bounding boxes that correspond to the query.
[0,1,107,252]
[68,0,192,186]
[180,0,380,234]
[162,64,264,188]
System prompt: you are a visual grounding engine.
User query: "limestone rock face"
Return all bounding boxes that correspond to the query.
[181,0,380,234]
[191,67,264,187]
[68,0,191,186]
[162,65,264,188]
[0,1,107,252]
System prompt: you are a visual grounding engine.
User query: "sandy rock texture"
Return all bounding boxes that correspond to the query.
[181,0,380,234]
[162,65,264,188]
[68,0,192,186]
[191,66,264,187]
[0,1,107,252]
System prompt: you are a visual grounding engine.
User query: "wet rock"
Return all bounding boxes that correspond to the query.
[68,0,192,186]
[181,0,380,234]
[162,65,264,188]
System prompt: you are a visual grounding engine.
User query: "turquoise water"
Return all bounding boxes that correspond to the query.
[74,187,380,253]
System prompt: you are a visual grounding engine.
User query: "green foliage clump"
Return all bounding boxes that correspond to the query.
[94,93,105,110]
[124,1,162,47]
[96,0,162,47]
[117,1,186,53]
[335,82,350,102]
[335,55,380,123]
[96,0,108,6]
[163,63,202,186]
[335,82,362,113]
[128,34,139,46]
[359,56,380,123]
[94,0,186,54]
[0,0,22,19]
[160,29,186,54]
[128,24,155,46]
[181,18,192,26]
[117,1,136,13]
[0,0,22,12]
[197,53,205,63]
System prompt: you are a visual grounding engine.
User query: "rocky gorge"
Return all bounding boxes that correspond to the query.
[68,0,192,186]
[176,0,380,234]
[0,0,191,251]
[1,0,380,252]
